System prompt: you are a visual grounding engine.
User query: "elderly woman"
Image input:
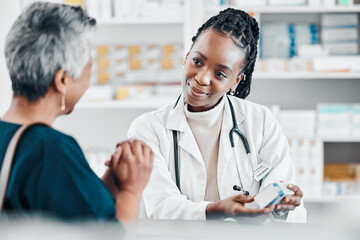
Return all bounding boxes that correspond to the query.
[0,2,153,223]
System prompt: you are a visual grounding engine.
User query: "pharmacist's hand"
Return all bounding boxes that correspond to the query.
[274,184,303,214]
[106,140,153,198]
[206,195,274,219]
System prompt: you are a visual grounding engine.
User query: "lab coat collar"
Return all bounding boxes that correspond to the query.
[166,95,204,164]
[166,96,187,132]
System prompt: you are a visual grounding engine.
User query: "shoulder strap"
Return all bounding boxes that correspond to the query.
[0,125,30,214]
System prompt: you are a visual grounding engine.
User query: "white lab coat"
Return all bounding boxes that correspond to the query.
[128,95,307,222]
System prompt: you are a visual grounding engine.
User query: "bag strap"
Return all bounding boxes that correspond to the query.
[0,125,30,214]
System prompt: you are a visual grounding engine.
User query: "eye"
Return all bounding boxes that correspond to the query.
[192,57,202,66]
[215,71,227,78]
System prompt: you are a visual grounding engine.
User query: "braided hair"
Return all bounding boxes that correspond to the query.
[191,8,259,99]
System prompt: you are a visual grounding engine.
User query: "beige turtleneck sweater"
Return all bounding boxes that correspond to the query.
[184,96,226,202]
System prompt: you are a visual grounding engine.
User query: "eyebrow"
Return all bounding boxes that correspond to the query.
[194,51,207,60]
[217,64,232,73]
[194,51,232,74]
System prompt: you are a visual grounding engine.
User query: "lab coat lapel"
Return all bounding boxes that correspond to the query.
[218,96,245,194]
[166,96,204,165]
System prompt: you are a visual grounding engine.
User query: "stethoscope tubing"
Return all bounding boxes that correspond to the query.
[172,94,255,194]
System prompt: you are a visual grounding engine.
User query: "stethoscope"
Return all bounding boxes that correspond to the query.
[172,94,255,196]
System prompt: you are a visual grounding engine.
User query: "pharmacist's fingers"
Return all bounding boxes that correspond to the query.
[235,205,273,217]
[233,194,255,204]
[283,195,301,206]
[287,184,303,198]
[275,203,296,212]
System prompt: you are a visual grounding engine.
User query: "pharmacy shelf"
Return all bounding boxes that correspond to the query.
[76,95,176,109]
[253,72,360,80]
[206,5,360,14]
[303,195,360,203]
[319,136,360,142]
[97,18,183,26]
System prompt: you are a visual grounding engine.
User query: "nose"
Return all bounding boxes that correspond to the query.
[195,69,211,86]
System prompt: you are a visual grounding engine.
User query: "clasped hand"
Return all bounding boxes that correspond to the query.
[103,140,153,199]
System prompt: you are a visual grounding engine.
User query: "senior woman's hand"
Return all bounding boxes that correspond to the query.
[105,140,153,196]
[102,140,153,223]
[274,184,303,215]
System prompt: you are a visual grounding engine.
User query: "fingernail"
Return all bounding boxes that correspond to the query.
[276,206,281,210]
[284,198,288,203]
[288,184,293,188]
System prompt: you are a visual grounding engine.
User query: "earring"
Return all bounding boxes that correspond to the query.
[61,95,66,111]
[230,88,236,95]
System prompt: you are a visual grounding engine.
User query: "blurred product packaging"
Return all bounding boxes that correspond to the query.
[288,138,323,198]
[313,56,360,72]
[322,14,358,56]
[317,104,353,137]
[85,0,184,21]
[323,163,360,196]
[260,23,319,59]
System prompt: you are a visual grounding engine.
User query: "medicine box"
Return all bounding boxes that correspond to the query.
[254,183,294,209]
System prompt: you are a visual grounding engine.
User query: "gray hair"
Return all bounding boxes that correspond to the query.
[4,2,96,102]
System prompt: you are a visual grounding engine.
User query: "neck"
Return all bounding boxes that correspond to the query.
[2,94,61,126]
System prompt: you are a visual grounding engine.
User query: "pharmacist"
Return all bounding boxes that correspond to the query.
[128,8,306,222]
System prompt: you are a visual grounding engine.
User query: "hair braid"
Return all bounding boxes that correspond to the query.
[191,8,259,99]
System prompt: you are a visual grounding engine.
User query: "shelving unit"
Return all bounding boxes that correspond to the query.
[76,95,176,109]
[10,0,358,202]
[304,195,360,203]
[97,18,183,26]
[253,71,360,80]
[206,5,360,14]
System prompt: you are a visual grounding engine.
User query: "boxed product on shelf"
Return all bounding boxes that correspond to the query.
[317,104,353,137]
[259,58,312,72]
[288,138,323,197]
[260,23,319,59]
[91,43,183,86]
[294,24,319,56]
[140,0,184,20]
[309,139,324,197]
[324,163,359,182]
[312,56,360,72]
[353,105,360,135]
[321,27,358,43]
[322,0,337,6]
[263,58,287,72]
[321,14,358,27]
[308,0,322,6]
[268,0,307,6]
[298,44,328,58]
[88,0,184,21]
[287,57,312,72]
[323,181,348,196]
[280,110,316,138]
[321,14,358,56]
[115,85,151,100]
[261,23,290,58]
[323,42,358,56]
[231,0,266,6]
[338,0,355,6]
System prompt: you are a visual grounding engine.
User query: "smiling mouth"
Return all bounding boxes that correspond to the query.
[188,81,208,95]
